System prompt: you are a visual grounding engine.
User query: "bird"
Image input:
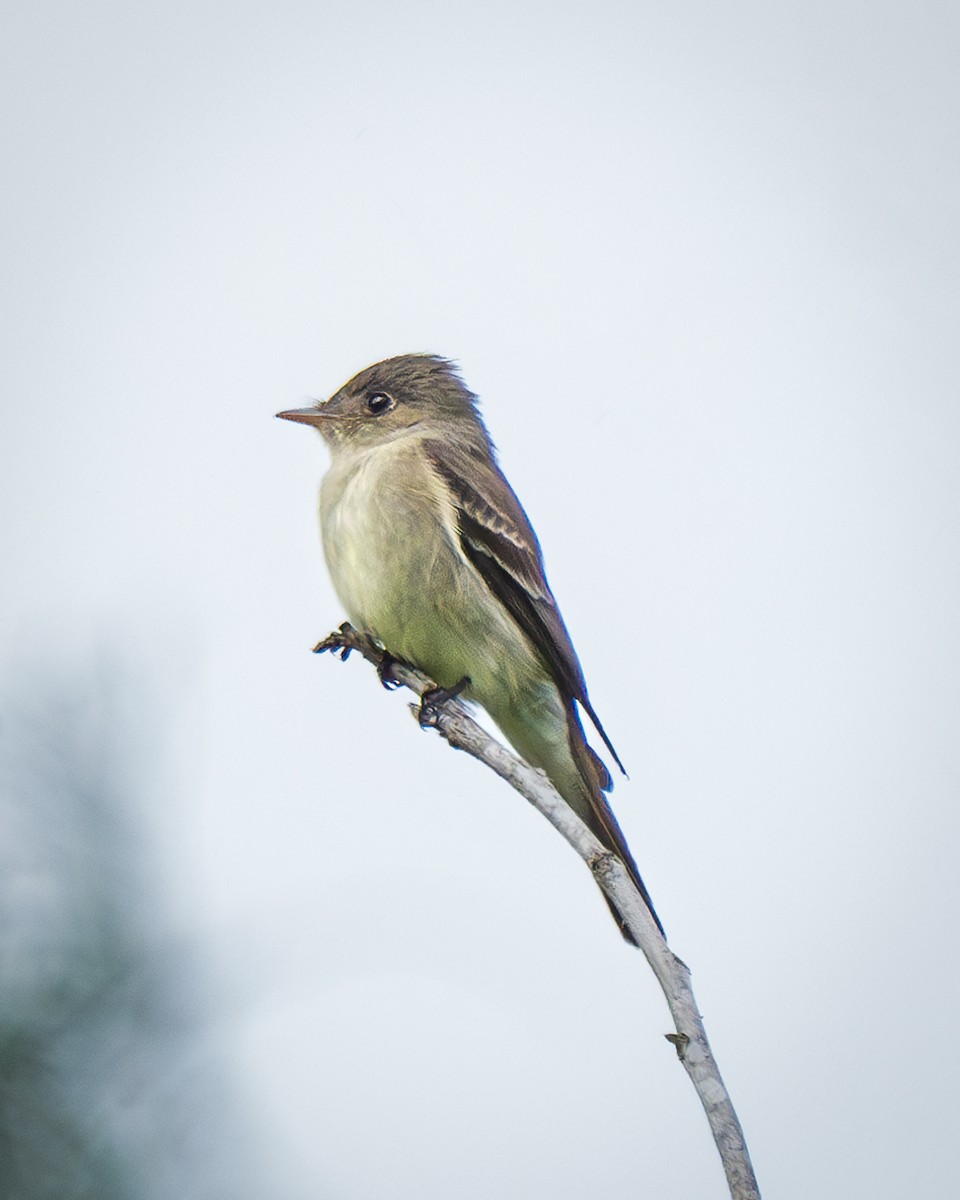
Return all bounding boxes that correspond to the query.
[277,353,662,942]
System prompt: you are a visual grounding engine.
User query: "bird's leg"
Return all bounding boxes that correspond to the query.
[312,621,361,660]
[376,652,404,690]
[418,676,471,727]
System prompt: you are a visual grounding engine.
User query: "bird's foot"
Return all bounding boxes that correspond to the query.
[313,624,407,687]
[312,622,360,661]
[418,676,471,727]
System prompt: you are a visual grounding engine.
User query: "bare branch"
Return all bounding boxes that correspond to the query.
[314,624,761,1200]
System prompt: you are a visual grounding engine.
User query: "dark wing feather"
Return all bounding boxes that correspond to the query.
[424,440,626,777]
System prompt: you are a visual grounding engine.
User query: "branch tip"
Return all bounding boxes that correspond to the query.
[309,615,761,1199]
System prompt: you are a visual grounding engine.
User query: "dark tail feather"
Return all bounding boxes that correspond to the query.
[580,694,628,778]
[590,805,665,943]
[567,710,666,942]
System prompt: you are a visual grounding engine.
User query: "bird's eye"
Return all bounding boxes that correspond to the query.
[366,392,395,415]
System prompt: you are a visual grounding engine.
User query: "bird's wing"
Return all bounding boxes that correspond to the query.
[423,439,625,778]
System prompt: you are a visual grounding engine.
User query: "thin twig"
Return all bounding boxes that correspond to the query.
[314,624,761,1200]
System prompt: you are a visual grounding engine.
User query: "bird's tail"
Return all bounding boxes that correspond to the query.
[564,707,665,943]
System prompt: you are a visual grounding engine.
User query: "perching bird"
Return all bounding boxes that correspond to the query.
[278,354,662,941]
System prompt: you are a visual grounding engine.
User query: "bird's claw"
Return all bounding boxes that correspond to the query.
[377,653,403,690]
[312,622,357,660]
[417,676,470,727]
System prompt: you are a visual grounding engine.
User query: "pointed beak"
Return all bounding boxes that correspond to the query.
[275,406,329,426]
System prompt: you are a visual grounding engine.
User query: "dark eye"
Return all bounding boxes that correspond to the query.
[366,391,395,415]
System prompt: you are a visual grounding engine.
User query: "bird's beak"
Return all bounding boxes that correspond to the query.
[275,406,329,426]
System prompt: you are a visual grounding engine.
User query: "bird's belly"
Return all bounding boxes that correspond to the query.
[319,445,578,795]
[321,473,527,694]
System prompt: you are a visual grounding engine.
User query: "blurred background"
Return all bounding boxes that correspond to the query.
[1,2,958,1197]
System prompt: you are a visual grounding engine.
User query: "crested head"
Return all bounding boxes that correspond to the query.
[278,354,495,456]
[349,355,480,419]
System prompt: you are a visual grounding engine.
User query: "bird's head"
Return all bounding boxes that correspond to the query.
[277,353,492,454]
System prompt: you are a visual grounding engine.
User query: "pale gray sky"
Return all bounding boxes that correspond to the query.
[1,2,958,1197]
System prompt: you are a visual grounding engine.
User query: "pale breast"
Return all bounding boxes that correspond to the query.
[318,437,457,639]
[317,433,547,708]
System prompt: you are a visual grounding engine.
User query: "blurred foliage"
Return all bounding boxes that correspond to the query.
[0,661,275,1200]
